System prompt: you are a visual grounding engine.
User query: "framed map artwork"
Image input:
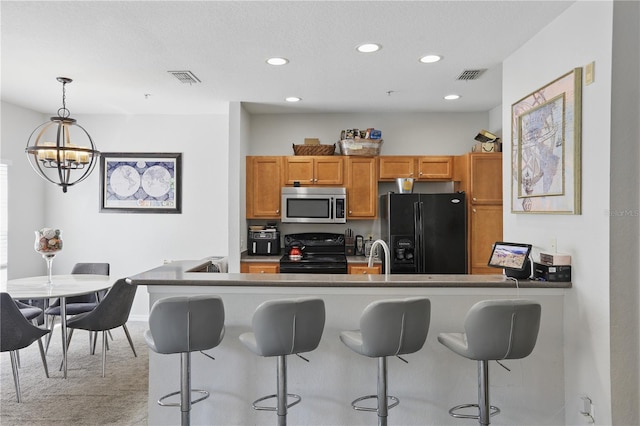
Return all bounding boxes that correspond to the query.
[99,152,182,213]
[511,68,582,214]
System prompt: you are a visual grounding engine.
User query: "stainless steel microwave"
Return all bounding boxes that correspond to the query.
[281,187,347,223]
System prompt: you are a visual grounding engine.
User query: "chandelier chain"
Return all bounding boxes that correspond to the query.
[58,80,71,119]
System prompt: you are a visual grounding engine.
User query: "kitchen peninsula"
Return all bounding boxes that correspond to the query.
[127,260,569,425]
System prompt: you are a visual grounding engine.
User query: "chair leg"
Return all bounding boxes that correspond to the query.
[122,323,137,357]
[9,351,22,403]
[101,331,107,378]
[37,334,50,378]
[377,357,388,426]
[277,355,287,426]
[45,315,56,353]
[181,352,191,426]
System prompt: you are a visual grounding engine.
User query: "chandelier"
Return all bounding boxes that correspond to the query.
[25,77,100,193]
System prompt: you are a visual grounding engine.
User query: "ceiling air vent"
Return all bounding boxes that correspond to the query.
[168,70,201,84]
[456,69,486,81]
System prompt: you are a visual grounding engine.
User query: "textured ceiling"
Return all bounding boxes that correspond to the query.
[1,1,574,115]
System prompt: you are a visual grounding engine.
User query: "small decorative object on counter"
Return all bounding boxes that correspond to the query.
[34,227,63,285]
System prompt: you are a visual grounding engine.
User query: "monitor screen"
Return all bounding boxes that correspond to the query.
[487,242,532,271]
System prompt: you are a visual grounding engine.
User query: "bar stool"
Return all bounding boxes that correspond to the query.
[239,298,325,426]
[144,295,225,426]
[437,299,541,426]
[340,297,431,426]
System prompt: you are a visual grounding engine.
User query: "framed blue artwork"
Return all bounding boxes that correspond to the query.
[99,152,182,213]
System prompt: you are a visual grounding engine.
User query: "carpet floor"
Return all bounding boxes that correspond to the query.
[1,321,148,425]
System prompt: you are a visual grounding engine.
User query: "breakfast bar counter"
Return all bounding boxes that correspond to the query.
[126,259,571,288]
[128,260,568,426]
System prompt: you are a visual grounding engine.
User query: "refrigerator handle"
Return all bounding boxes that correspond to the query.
[414,201,424,273]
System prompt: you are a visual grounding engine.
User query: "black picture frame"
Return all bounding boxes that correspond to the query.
[99,152,182,214]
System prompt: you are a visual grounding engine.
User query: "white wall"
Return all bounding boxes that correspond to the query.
[1,103,47,279]
[2,108,230,319]
[247,112,488,156]
[503,2,616,424]
[609,1,640,424]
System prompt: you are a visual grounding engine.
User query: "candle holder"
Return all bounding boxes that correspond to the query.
[34,228,63,285]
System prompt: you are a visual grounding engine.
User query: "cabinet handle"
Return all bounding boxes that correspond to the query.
[419,172,423,176]
[472,208,477,213]
[309,179,314,182]
[275,209,280,214]
[349,210,353,215]
[260,270,265,273]
[472,197,477,202]
[361,271,368,274]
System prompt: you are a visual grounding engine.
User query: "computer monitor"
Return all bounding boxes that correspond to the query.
[487,242,532,272]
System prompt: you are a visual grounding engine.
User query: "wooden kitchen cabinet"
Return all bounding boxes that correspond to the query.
[348,264,381,274]
[246,156,283,219]
[470,204,503,274]
[379,156,453,181]
[283,156,344,185]
[345,156,378,219]
[454,153,503,274]
[240,262,279,274]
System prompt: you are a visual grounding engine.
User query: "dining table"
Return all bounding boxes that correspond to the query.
[1,274,114,378]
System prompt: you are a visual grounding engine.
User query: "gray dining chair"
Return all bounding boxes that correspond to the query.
[45,262,110,353]
[14,300,49,374]
[1,292,51,402]
[65,279,138,377]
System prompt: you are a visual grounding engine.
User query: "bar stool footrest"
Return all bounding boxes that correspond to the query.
[351,394,399,412]
[252,393,301,411]
[449,403,500,419]
[157,389,210,407]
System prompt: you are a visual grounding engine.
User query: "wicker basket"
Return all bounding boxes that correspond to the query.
[292,143,336,156]
[338,139,383,156]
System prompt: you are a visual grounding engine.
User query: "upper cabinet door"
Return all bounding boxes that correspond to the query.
[283,156,344,185]
[378,156,416,180]
[246,156,282,218]
[284,156,315,185]
[469,153,503,204]
[313,157,344,185]
[417,156,453,180]
[346,157,378,219]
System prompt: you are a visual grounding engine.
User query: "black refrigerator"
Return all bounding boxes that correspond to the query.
[380,192,467,274]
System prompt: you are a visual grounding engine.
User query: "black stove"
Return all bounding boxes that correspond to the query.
[279,232,347,274]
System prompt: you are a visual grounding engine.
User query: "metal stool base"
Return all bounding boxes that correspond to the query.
[158,389,210,407]
[252,393,301,411]
[351,394,399,412]
[449,403,500,419]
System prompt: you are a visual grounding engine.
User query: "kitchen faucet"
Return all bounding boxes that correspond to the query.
[368,239,390,278]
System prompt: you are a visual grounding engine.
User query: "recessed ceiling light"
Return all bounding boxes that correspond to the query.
[419,54,442,64]
[285,97,301,103]
[266,57,289,66]
[444,94,461,100]
[356,43,381,53]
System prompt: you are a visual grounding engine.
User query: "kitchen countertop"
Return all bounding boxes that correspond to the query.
[127,259,571,288]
